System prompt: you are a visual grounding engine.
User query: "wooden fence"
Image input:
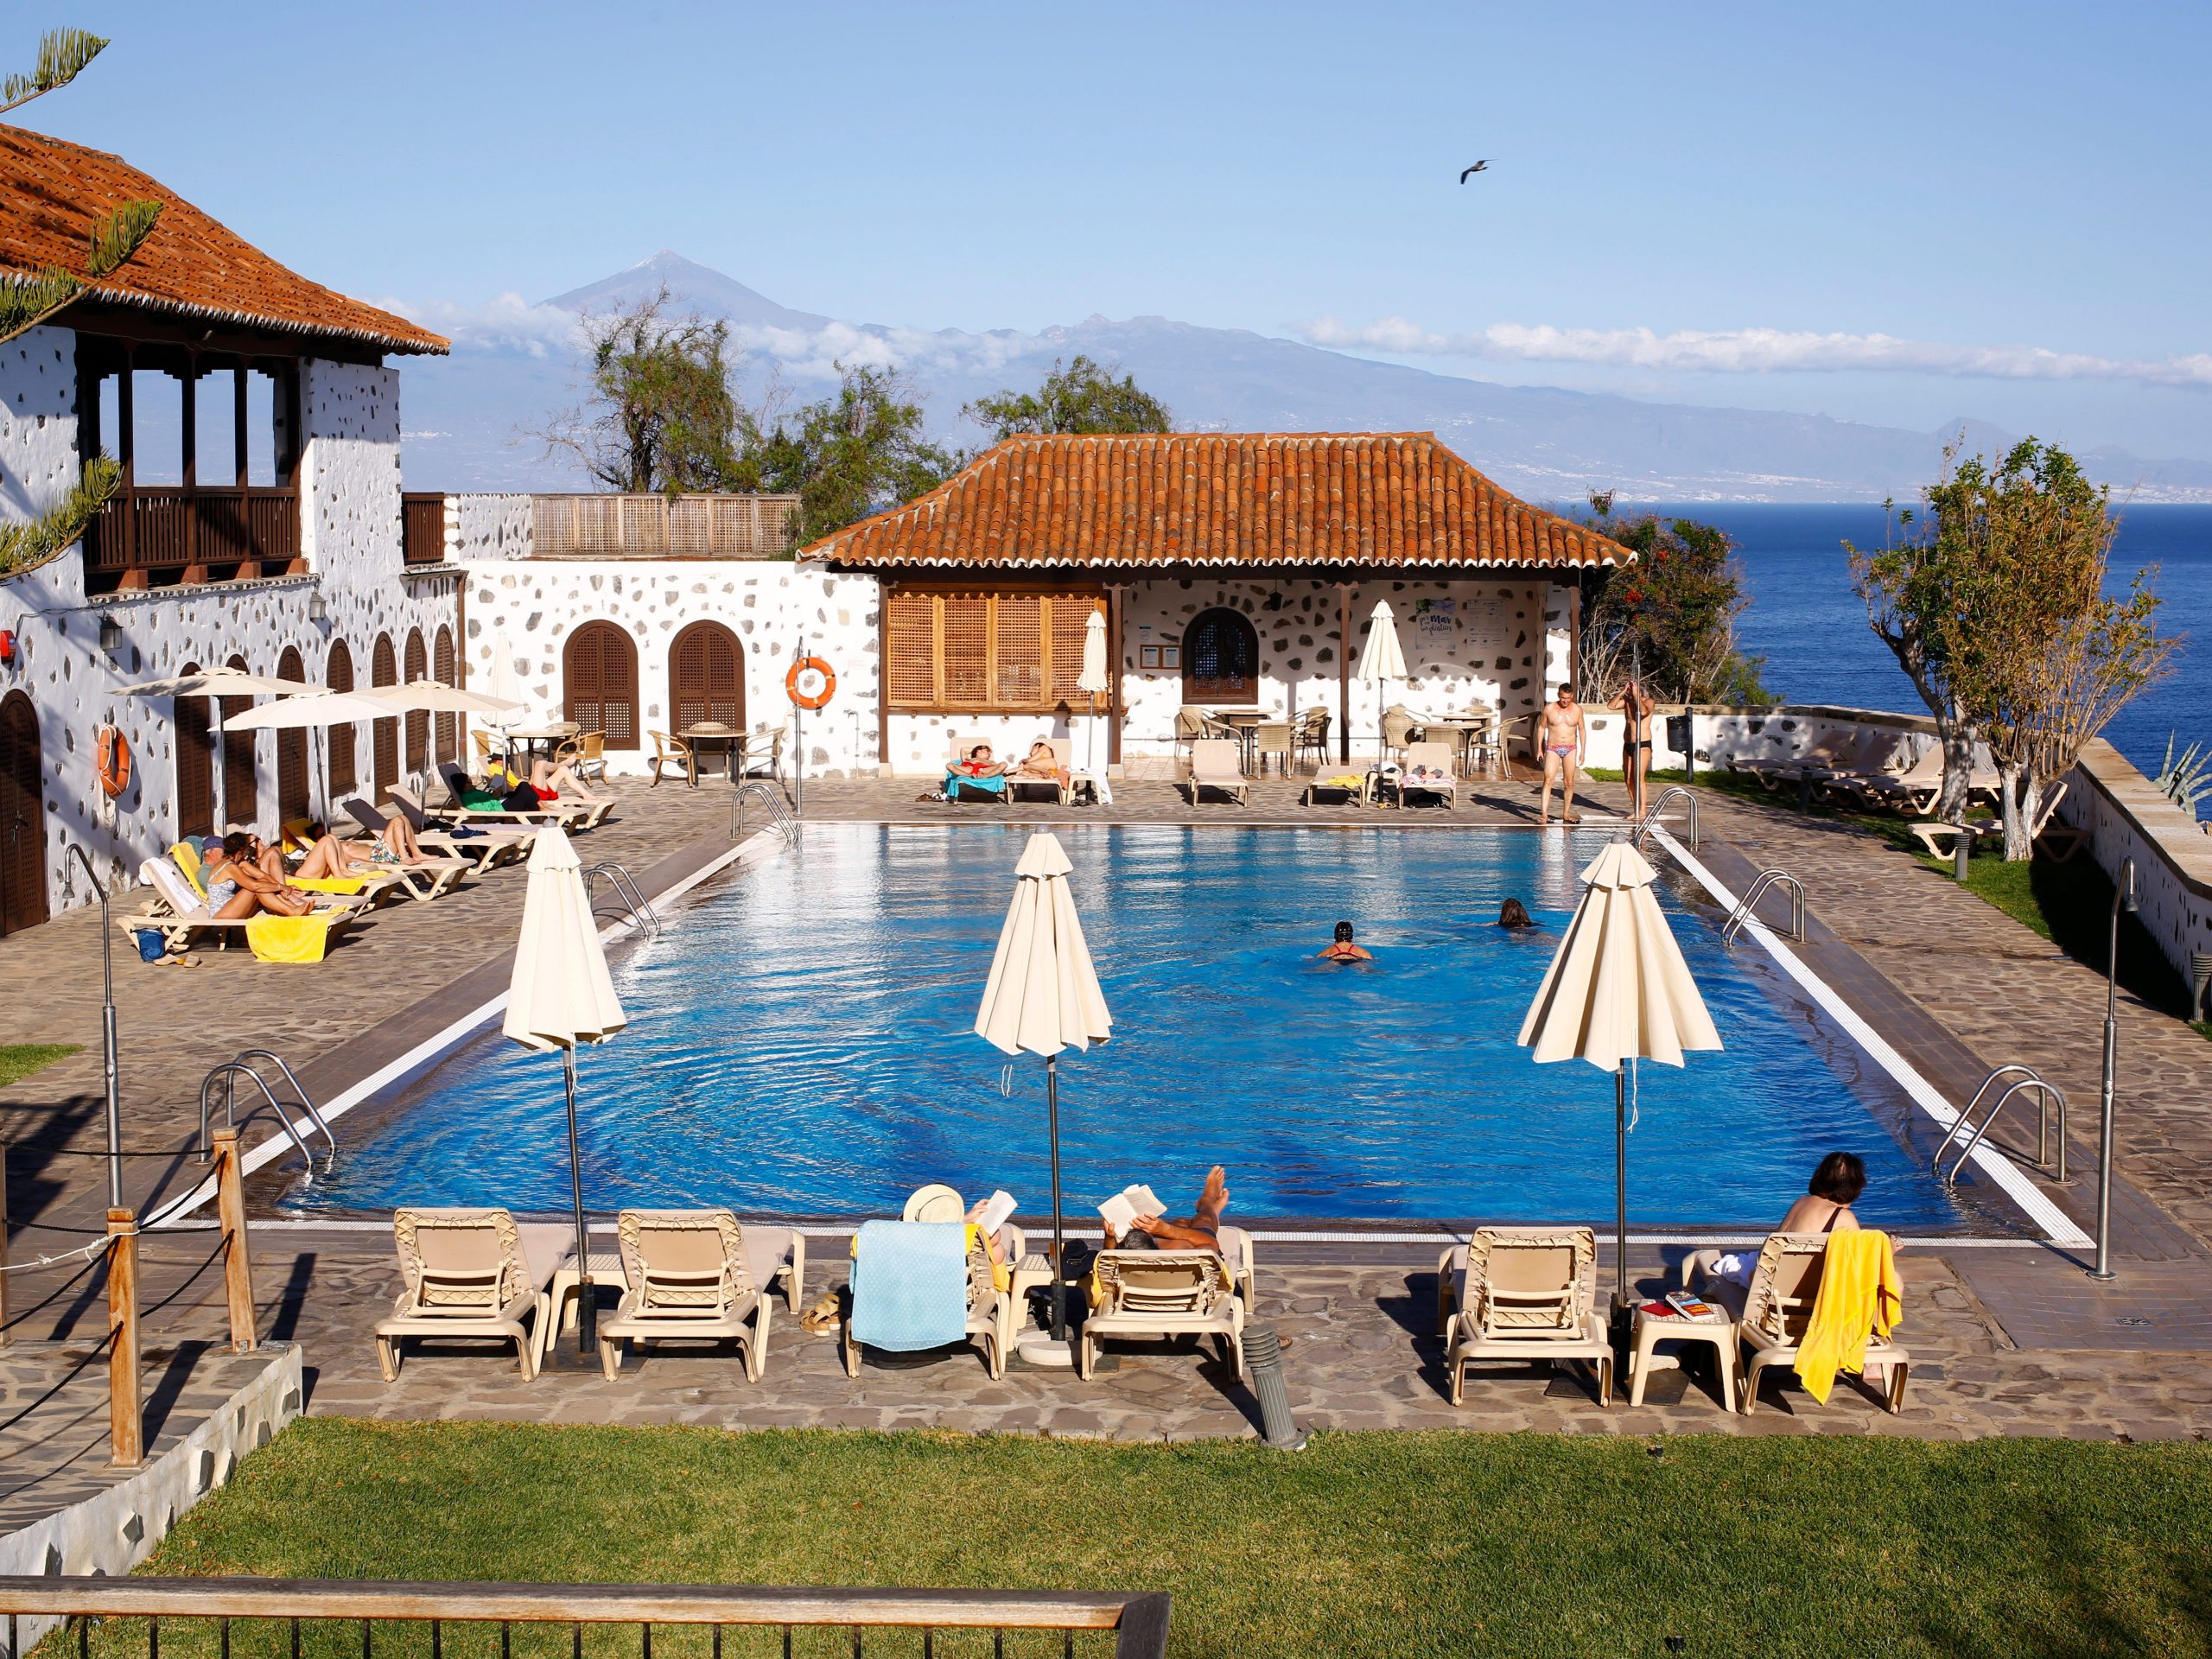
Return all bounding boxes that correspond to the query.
[530,495,800,560]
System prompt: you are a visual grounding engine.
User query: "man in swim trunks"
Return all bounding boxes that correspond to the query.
[1536,686,1588,826]
[1317,920,1373,962]
[1101,1165,1231,1255]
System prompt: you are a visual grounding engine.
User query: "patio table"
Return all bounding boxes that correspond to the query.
[676,722,742,785]
[1203,708,1269,773]
[1414,712,1502,779]
[505,722,580,767]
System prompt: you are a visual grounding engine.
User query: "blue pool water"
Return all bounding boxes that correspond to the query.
[297,824,1968,1230]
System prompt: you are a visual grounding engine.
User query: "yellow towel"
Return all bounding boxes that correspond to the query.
[1794,1230,1902,1402]
[290,875,367,895]
[169,842,208,898]
[1319,774,1365,790]
[245,914,335,963]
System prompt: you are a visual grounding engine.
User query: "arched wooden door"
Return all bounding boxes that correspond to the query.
[222,653,257,829]
[403,629,429,779]
[175,660,214,837]
[326,641,356,803]
[563,622,639,749]
[371,633,398,802]
[433,626,458,763]
[670,621,744,732]
[1183,607,1261,704]
[276,645,310,823]
[0,691,48,936]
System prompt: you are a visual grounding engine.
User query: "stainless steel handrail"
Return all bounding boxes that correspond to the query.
[585,861,660,939]
[198,1062,319,1176]
[1936,1063,2069,1184]
[1720,868,1806,945]
[231,1048,335,1153]
[1634,785,1700,849]
[733,779,800,847]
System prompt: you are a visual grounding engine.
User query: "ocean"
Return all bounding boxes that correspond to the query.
[1651,503,2212,810]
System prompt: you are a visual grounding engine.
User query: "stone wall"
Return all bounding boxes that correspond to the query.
[458,556,881,777]
[0,334,460,918]
[2056,739,2212,996]
[448,492,530,562]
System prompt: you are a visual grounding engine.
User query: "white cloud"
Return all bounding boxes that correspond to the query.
[373,292,585,358]
[1296,315,2212,390]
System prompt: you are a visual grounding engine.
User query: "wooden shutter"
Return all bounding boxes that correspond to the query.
[371,634,398,803]
[564,622,639,748]
[404,630,429,775]
[671,623,742,731]
[0,691,48,936]
[326,642,355,800]
[220,654,257,827]
[941,593,988,708]
[1050,594,1102,703]
[275,646,309,823]
[994,594,1043,706]
[884,588,938,709]
[432,627,457,763]
[175,661,213,837]
[1185,608,1258,702]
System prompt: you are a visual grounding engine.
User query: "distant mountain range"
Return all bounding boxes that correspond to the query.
[395,251,2212,505]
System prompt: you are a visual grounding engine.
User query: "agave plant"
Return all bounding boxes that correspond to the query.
[2153,732,2212,816]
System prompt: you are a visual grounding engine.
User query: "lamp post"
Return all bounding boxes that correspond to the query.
[2092,855,2137,1281]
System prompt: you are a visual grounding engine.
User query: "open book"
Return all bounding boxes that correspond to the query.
[976,1189,1018,1235]
[1097,1185,1166,1237]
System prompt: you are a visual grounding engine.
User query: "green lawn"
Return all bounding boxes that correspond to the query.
[112,1420,2212,1658]
[0,1042,79,1089]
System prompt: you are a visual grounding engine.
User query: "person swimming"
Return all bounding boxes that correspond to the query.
[1317,920,1372,962]
[1497,898,1534,928]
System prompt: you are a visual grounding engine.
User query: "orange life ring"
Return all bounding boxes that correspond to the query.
[96,723,132,798]
[786,656,836,709]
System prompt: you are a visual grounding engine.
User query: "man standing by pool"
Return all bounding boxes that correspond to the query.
[1536,685,1588,826]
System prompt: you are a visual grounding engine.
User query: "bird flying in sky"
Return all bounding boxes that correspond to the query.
[1459,161,1491,181]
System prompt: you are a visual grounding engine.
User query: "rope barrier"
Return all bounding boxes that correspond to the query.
[0,1235,111,1276]
[5,1146,191,1158]
[137,1233,232,1319]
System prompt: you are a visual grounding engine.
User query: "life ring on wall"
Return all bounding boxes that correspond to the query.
[95,724,132,798]
[786,656,836,709]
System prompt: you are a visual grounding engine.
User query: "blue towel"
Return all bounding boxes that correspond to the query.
[849,1220,969,1351]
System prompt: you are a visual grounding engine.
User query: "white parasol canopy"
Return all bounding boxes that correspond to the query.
[976,831,1112,1058]
[220,691,392,732]
[117,666,304,699]
[1518,837,1720,1309]
[1357,600,1408,759]
[504,825,627,1053]
[1076,610,1109,772]
[358,678,524,717]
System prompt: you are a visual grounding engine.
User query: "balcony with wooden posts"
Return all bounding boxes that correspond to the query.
[531,493,800,560]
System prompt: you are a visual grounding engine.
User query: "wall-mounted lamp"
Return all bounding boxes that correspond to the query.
[98,615,123,658]
[306,592,329,625]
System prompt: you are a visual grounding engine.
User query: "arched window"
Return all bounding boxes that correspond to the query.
[176,660,213,837]
[432,626,458,763]
[0,690,48,936]
[221,653,257,829]
[404,628,429,778]
[1182,607,1261,704]
[564,622,639,749]
[276,646,309,823]
[371,633,398,802]
[326,641,356,801]
[669,621,744,734]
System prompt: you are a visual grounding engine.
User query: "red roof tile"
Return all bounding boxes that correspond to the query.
[804,433,1630,570]
[0,124,447,355]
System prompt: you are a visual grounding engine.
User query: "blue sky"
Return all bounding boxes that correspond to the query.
[28,1,2212,456]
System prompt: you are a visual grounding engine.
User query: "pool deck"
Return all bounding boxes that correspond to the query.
[5,764,2211,1520]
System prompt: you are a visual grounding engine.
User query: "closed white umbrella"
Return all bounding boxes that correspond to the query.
[1357,600,1408,760]
[975,831,1111,1351]
[1518,838,1721,1313]
[504,825,627,1356]
[480,635,525,770]
[1076,609,1110,773]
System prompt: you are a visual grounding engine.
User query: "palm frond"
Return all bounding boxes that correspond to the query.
[0,454,121,578]
[86,199,160,279]
[0,265,83,340]
[0,28,108,115]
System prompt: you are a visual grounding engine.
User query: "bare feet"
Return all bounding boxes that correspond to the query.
[1196,1164,1230,1228]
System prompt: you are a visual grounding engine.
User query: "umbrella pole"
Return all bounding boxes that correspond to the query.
[1046,1052,1068,1344]
[565,1046,595,1354]
[1614,1065,1630,1314]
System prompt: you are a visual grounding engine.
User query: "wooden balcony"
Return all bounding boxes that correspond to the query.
[531,493,800,559]
[81,488,302,594]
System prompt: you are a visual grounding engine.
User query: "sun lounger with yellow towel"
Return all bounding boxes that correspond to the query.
[1791,1229,1904,1403]
[1737,1230,1910,1414]
[244,912,346,963]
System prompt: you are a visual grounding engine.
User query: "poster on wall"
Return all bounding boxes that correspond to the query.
[1141,645,1161,669]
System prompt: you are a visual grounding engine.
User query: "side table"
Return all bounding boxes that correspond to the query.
[1628,1306,1738,1409]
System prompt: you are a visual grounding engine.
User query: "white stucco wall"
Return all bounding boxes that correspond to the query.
[458,555,881,778]
[449,491,531,562]
[0,336,461,919]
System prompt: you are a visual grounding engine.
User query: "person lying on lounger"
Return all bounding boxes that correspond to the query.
[204,832,315,918]
[1098,1165,1231,1255]
[944,744,1008,800]
[1009,741,1069,786]
[280,817,430,878]
[521,756,608,805]
[1317,920,1373,962]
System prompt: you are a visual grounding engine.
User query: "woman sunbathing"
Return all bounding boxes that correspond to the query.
[943,743,1007,800]
[1010,741,1067,785]
[523,756,607,805]
[284,816,429,877]
[203,833,315,919]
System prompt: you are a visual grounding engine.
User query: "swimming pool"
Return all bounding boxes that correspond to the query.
[297,824,1976,1230]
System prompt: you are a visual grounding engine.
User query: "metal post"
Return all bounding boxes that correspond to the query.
[790,637,804,820]
[565,1046,595,1349]
[0,1141,10,1349]
[1046,1053,1067,1344]
[68,848,121,1209]
[1613,1066,1629,1313]
[2092,857,2136,1281]
[1955,830,1972,882]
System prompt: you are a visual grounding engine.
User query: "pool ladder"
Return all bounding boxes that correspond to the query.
[586,861,661,939]
[199,1048,335,1179]
[1632,785,1700,849]
[1936,1064,2069,1185]
[1719,868,1807,945]
[732,780,801,848]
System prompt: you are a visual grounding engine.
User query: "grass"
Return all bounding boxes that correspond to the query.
[106,1420,2212,1658]
[0,1042,79,1089]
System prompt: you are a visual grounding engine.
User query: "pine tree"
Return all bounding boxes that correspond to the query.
[0,28,162,576]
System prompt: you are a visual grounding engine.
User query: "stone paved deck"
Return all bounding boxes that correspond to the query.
[4,764,2210,1532]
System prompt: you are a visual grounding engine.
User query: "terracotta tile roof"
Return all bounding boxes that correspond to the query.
[0,124,447,355]
[804,432,1631,571]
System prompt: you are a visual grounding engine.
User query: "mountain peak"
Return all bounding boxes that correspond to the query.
[540,254,832,334]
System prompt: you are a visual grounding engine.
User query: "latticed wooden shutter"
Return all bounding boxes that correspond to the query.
[565,623,639,748]
[371,635,399,803]
[995,593,1044,706]
[884,588,938,709]
[276,647,309,822]
[671,624,743,730]
[942,592,990,708]
[404,631,429,775]
[220,655,257,826]
[432,628,457,763]
[175,660,213,837]
[1049,594,1103,703]
[325,642,355,799]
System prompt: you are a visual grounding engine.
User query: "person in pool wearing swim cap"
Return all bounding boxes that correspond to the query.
[1317,920,1373,962]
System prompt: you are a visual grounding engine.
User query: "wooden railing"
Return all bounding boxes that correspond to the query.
[0,1578,1173,1658]
[531,494,799,560]
[403,493,449,566]
[82,490,302,594]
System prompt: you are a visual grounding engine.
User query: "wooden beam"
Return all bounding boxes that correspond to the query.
[874,582,891,775]
[213,1126,257,1352]
[1107,585,1124,767]
[105,1208,142,1469]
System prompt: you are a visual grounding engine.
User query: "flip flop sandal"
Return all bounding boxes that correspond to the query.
[798,1290,844,1335]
